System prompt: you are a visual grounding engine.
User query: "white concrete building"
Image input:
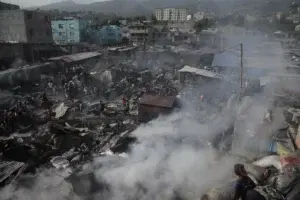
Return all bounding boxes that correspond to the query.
[155,9,163,21]
[155,8,187,22]
[193,12,215,21]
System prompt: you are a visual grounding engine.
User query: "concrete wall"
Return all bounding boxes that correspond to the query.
[0,10,27,42]
[24,10,53,43]
[0,10,53,43]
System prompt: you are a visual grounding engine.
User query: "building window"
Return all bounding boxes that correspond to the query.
[59,24,64,29]
[46,29,51,36]
[69,24,74,29]
[69,32,74,36]
[59,32,63,36]
[27,13,33,19]
[44,16,49,22]
[29,28,34,36]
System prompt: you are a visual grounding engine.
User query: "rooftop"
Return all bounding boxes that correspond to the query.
[178,65,231,82]
[48,52,101,63]
[139,94,176,108]
[178,65,218,78]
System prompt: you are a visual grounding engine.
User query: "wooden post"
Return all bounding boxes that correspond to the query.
[240,43,243,90]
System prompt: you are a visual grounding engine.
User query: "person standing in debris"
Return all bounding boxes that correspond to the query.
[40,92,51,108]
[122,96,129,114]
[122,96,126,107]
[100,101,105,112]
[233,164,266,200]
[48,80,56,95]
[93,87,98,95]
[48,80,53,90]
[83,86,88,96]
[64,82,69,98]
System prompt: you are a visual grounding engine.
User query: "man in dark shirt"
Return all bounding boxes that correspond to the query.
[233,164,266,200]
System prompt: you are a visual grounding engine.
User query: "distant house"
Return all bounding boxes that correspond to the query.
[51,17,88,44]
[99,25,123,45]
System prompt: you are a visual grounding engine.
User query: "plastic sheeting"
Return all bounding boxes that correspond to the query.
[253,155,282,172]
[54,103,69,119]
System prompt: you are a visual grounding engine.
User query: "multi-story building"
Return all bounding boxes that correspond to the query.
[155,8,188,22]
[193,12,215,21]
[0,1,20,10]
[0,10,52,43]
[51,17,88,44]
[128,23,160,45]
[178,8,187,21]
[128,23,149,44]
[155,9,163,21]
[0,9,55,65]
[99,25,123,45]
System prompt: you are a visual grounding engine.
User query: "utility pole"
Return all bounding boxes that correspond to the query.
[240,43,243,90]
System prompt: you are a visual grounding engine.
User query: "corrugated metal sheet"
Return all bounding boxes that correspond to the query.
[178,65,218,78]
[138,94,176,108]
[108,46,137,52]
[61,52,101,63]
[48,52,101,63]
[0,161,25,183]
[178,65,233,82]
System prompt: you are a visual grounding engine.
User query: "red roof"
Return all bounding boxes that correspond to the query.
[138,94,176,108]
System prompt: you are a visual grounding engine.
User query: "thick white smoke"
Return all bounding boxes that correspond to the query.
[95,112,236,200]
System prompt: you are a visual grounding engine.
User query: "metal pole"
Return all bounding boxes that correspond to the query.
[240,43,243,90]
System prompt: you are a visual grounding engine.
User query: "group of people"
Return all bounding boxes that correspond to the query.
[44,64,101,100]
[1,99,33,135]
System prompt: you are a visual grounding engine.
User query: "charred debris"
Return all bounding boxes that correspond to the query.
[1,38,300,200]
[0,46,185,187]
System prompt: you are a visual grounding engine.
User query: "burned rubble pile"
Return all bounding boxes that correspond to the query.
[203,93,300,200]
[0,59,179,189]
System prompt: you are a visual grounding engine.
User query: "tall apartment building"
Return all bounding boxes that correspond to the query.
[155,8,187,22]
[0,10,52,43]
[51,17,88,44]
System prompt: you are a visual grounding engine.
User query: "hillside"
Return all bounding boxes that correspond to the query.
[28,0,218,16]
[28,0,300,17]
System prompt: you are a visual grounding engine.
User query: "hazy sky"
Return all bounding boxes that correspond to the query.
[2,0,105,7]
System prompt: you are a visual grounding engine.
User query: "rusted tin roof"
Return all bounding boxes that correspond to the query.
[138,94,176,108]
[48,52,101,63]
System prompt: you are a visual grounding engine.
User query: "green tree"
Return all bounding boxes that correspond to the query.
[151,14,157,24]
[193,21,205,33]
[193,18,215,33]
[289,2,299,14]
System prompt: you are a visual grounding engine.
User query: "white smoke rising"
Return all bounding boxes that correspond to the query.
[94,112,237,200]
